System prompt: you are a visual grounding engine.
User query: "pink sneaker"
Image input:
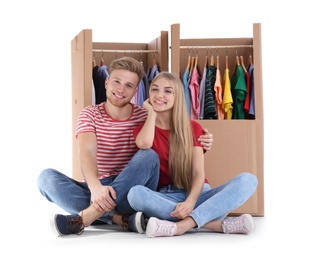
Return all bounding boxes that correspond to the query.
[222,214,255,234]
[146,217,177,238]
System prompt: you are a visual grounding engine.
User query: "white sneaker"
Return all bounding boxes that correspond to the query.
[222,214,255,234]
[146,217,177,238]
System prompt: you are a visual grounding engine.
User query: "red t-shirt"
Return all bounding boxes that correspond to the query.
[133,120,206,190]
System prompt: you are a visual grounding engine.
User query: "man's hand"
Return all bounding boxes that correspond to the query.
[198,128,214,151]
[90,185,117,213]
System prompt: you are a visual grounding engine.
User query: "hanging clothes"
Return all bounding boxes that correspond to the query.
[92,65,106,104]
[132,62,150,105]
[231,65,247,119]
[99,65,109,81]
[142,65,150,100]
[222,67,233,119]
[136,78,147,106]
[147,62,160,86]
[247,63,255,119]
[189,66,201,120]
[243,70,251,116]
[214,67,225,120]
[140,62,160,105]
[199,63,207,119]
[182,67,191,117]
[203,65,217,119]
[91,79,96,105]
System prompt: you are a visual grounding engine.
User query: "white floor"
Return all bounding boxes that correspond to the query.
[5,195,314,260]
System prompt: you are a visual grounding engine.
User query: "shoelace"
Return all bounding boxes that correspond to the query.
[68,216,84,235]
[155,220,175,236]
[223,217,245,232]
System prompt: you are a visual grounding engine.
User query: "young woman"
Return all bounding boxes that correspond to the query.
[127,72,258,238]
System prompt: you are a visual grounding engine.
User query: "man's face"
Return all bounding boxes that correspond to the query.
[105,69,139,108]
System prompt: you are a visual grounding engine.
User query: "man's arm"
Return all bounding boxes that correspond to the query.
[77,132,116,212]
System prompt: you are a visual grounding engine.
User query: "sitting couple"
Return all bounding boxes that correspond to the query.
[37,57,258,238]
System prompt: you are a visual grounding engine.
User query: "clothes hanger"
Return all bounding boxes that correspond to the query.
[225,46,229,70]
[189,56,195,76]
[216,48,219,68]
[204,48,208,68]
[194,47,199,69]
[233,48,240,74]
[189,47,195,76]
[249,54,253,66]
[139,50,144,67]
[186,48,191,70]
[152,53,157,66]
[248,46,253,66]
[210,47,215,66]
[240,47,247,73]
[235,49,240,66]
[240,55,247,73]
[100,50,104,67]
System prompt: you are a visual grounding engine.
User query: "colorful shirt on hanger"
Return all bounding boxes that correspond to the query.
[189,66,201,119]
[147,63,160,86]
[203,65,217,119]
[199,65,207,119]
[214,68,225,120]
[93,66,106,104]
[231,65,247,119]
[243,70,251,116]
[222,68,233,119]
[139,79,146,106]
[247,64,255,119]
[182,67,191,117]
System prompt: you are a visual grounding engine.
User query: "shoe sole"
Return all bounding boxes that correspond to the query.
[241,214,256,233]
[134,212,145,234]
[50,214,63,237]
[145,217,157,238]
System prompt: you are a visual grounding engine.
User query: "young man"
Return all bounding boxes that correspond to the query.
[37,56,213,236]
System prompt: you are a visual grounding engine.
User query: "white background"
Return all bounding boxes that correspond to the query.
[1,1,316,259]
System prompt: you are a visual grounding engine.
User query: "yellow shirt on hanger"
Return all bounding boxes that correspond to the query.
[222,68,233,119]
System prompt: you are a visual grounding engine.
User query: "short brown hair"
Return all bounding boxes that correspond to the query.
[108,56,145,84]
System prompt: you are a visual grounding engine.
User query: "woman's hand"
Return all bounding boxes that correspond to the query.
[143,98,154,112]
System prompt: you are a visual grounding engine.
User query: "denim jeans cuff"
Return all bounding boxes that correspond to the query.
[106,210,114,225]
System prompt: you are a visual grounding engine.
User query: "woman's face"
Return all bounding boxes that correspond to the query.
[149,77,175,112]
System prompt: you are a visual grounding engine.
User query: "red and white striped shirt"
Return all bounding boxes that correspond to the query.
[76,102,147,179]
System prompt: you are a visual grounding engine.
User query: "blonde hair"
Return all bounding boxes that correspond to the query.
[108,56,145,84]
[150,72,194,191]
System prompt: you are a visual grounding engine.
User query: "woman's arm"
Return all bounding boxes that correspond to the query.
[170,146,205,219]
[135,98,157,149]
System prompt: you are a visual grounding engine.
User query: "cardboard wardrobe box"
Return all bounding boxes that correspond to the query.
[71,23,264,216]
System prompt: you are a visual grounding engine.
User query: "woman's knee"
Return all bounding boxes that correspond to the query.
[128,185,146,209]
[238,172,258,189]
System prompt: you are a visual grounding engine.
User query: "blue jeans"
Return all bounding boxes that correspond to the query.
[127,172,258,228]
[37,149,160,223]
